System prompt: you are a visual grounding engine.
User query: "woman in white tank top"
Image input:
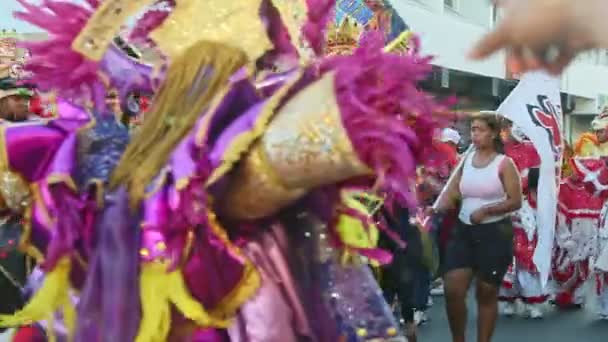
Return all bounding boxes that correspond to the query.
[432,112,522,342]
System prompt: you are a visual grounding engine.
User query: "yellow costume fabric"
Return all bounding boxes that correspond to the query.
[574,132,608,157]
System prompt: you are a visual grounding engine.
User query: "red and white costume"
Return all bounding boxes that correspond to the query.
[499,134,546,313]
[504,132,541,193]
[552,158,604,308]
[564,113,608,317]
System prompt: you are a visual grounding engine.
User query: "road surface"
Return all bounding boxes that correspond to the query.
[420,294,608,341]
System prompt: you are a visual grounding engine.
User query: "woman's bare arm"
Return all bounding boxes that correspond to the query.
[434,166,462,213]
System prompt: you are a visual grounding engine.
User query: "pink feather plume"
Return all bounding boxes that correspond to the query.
[320,31,456,208]
[129,0,175,44]
[303,0,336,56]
[13,0,100,99]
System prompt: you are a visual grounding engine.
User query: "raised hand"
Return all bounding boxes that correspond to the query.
[470,0,608,74]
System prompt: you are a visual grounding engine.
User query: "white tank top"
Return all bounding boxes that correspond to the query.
[458,152,507,225]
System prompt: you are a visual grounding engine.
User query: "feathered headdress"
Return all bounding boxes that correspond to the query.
[14,0,156,108]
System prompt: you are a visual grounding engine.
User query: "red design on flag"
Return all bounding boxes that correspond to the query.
[527,95,562,155]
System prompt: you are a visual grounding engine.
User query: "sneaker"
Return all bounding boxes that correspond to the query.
[598,314,608,321]
[414,310,428,326]
[526,304,544,319]
[430,284,444,296]
[500,302,516,317]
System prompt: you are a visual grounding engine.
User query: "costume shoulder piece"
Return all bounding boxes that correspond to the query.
[574,132,600,157]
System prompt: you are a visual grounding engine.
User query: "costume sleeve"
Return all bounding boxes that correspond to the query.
[574,133,598,157]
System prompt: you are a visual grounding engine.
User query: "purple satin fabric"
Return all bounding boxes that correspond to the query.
[136,117,254,312]
[55,99,91,121]
[3,115,88,183]
[201,78,260,147]
[5,123,71,182]
[190,329,230,342]
[76,187,141,342]
[43,184,85,270]
[2,115,89,266]
[100,43,156,104]
[254,69,299,98]
[209,101,265,170]
[181,226,250,311]
[140,186,171,263]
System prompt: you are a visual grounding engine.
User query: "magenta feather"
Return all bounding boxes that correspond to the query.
[129,0,175,44]
[15,0,156,107]
[14,0,100,100]
[320,31,456,207]
[303,0,336,55]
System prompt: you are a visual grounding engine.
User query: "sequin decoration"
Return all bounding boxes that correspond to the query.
[0,171,30,213]
[73,0,158,61]
[150,0,273,62]
[220,73,370,221]
[313,220,402,341]
[220,144,307,220]
[76,111,130,189]
[260,72,371,189]
[139,229,169,262]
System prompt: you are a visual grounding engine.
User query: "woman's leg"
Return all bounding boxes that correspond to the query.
[444,268,473,342]
[476,278,500,342]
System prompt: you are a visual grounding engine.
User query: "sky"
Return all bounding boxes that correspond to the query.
[1,1,37,32]
[1,0,85,33]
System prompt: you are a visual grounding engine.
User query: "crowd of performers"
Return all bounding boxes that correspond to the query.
[495,110,608,321]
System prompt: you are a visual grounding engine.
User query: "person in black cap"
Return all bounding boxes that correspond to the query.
[0,77,35,122]
[0,76,37,337]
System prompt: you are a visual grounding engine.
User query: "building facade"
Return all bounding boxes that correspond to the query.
[392,0,608,143]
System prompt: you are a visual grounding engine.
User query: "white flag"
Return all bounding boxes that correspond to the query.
[497,71,563,287]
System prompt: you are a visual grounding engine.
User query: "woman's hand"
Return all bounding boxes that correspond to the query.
[470,207,489,225]
[424,206,439,218]
[470,0,608,74]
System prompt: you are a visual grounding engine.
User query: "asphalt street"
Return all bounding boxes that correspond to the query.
[419,287,608,342]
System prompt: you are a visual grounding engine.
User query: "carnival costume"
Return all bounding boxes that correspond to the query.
[0,1,452,341]
[498,127,547,315]
[0,77,39,338]
[562,111,608,317]
[552,158,604,309]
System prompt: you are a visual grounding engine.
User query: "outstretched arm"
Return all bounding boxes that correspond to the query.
[470,0,608,74]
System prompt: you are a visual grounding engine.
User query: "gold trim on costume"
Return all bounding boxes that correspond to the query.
[0,126,43,262]
[383,31,412,54]
[150,0,273,62]
[220,73,372,220]
[72,0,158,61]
[205,70,305,187]
[259,72,371,189]
[219,144,307,220]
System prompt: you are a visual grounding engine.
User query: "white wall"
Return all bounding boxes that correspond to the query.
[392,0,506,78]
[393,0,608,107]
[562,61,608,99]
